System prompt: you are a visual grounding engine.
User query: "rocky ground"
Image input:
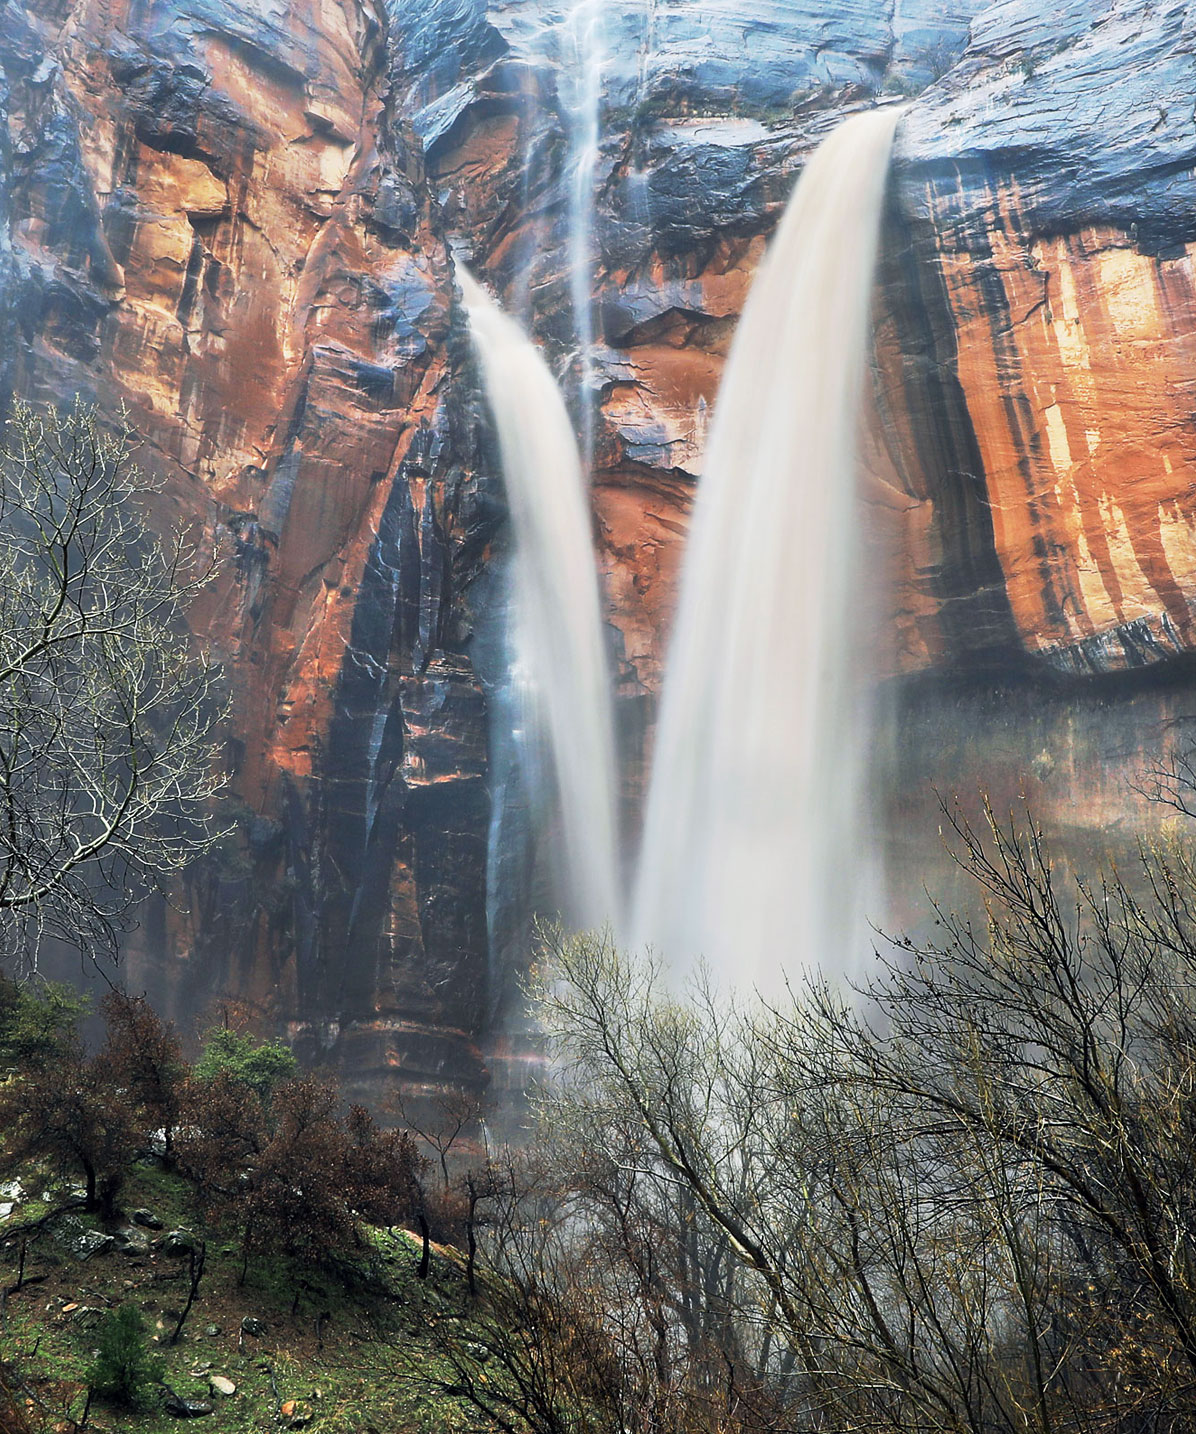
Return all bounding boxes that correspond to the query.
[0,1162,472,1433]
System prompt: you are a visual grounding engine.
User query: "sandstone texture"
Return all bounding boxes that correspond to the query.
[414,0,1196,687]
[404,0,991,761]
[893,0,1196,675]
[4,0,1196,1093]
[0,0,502,1100]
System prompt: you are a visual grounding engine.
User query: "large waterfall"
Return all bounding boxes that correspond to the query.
[632,107,904,994]
[467,105,903,988]
[459,269,621,933]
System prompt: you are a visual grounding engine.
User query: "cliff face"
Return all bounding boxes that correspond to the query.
[891,0,1196,677]
[400,0,991,760]
[0,0,503,1099]
[4,0,1196,1093]
[421,0,1196,690]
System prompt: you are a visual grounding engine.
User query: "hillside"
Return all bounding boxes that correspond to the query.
[0,1160,475,1433]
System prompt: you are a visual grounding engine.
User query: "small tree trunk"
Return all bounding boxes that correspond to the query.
[417,1209,431,1281]
[168,1242,205,1345]
[465,1176,478,1299]
[239,1217,254,1288]
[98,1173,122,1224]
[82,1160,97,1213]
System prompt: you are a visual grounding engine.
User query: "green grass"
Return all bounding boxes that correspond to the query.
[0,1162,482,1433]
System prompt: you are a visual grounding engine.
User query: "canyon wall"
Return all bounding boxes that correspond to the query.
[2,0,1196,1096]
[0,0,502,1101]
[892,0,1196,677]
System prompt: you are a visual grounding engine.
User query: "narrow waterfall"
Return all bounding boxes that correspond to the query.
[632,107,904,994]
[561,0,604,471]
[460,269,621,933]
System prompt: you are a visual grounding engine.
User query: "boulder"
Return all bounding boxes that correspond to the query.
[114,1227,151,1256]
[53,1219,113,1262]
[162,1395,214,1418]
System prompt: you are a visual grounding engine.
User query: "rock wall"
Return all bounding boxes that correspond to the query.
[894,0,1196,676]
[0,0,503,1101]
[4,0,1196,1096]
[414,0,1196,690]
[405,0,992,789]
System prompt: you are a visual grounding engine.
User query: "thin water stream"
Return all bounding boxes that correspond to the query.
[561,0,605,473]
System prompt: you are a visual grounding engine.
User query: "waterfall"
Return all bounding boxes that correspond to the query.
[460,268,621,933]
[561,0,604,471]
[632,107,904,995]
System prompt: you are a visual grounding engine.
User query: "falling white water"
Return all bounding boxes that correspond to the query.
[460,268,621,933]
[561,0,604,471]
[632,107,904,996]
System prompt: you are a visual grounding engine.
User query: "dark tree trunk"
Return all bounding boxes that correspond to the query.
[417,1209,431,1281]
[168,1242,206,1344]
[465,1176,478,1299]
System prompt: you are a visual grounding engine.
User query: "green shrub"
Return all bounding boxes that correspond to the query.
[194,1026,297,1102]
[0,973,87,1071]
[86,1306,165,1410]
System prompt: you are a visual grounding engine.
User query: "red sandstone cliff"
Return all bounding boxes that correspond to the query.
[893,0,1196,677]
[1,0,502,1100]
[428,2,1196,688]
[4,0,1196,1094]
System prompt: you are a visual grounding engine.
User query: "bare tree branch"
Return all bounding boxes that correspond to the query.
[0,399,229,967]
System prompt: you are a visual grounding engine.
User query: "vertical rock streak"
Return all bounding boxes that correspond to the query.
[459,270,621,932]
[633,107,904,994]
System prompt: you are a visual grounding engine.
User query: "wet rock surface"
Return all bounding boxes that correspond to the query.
[427,0,1196,688]
[163,1394,215,1418]
[52,1219,113,1262]
[0,0,497,1099]
[3,0,1196,1094]
[890,0,1196,674]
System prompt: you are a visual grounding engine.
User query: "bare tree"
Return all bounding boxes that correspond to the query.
[1132,724,1196,820]
[393,1086,484,1190]
[0,399,226,966]
[398,1144,631,1434]
[533,802,1196,1432]
[400,1095,792,1434]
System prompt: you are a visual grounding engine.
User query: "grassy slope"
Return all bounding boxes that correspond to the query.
[0,1162,478,1433]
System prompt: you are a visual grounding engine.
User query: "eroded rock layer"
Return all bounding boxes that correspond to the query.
[895,0,1196,675]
